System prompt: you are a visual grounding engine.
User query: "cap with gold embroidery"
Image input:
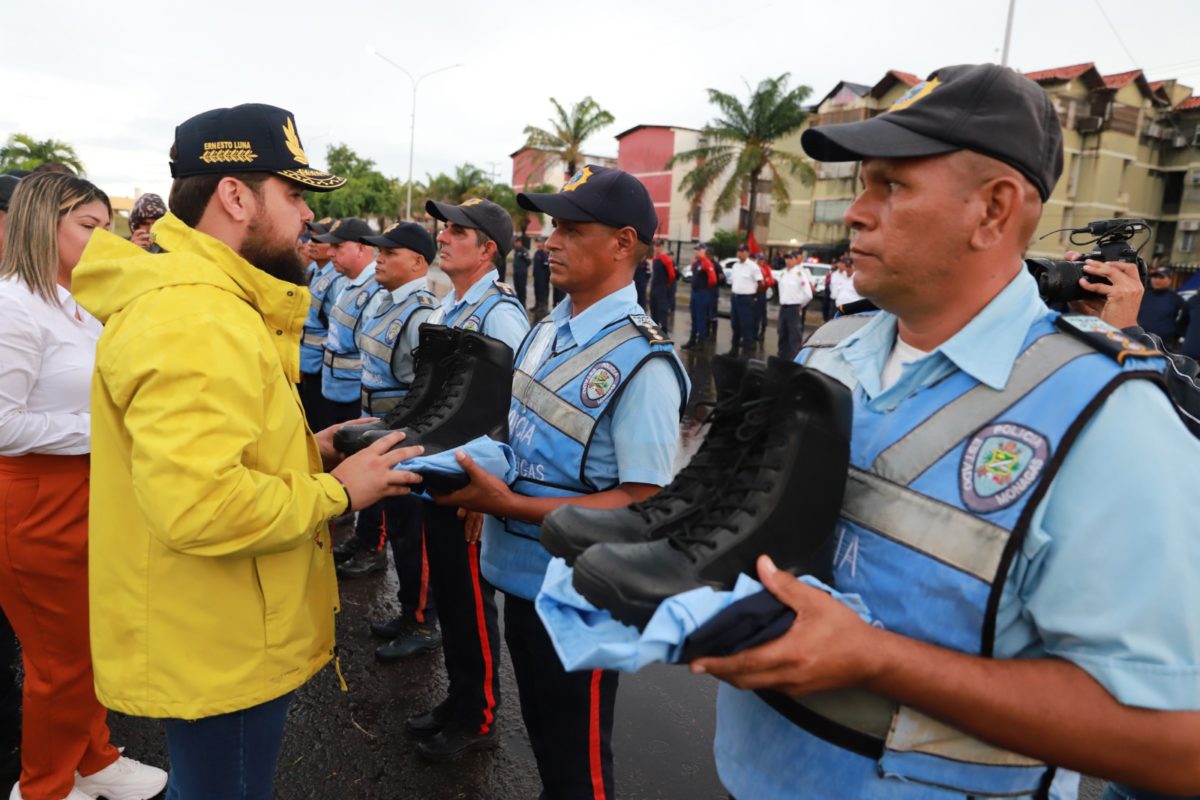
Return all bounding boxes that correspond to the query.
[517,164,659,244]
[169,103,346,192]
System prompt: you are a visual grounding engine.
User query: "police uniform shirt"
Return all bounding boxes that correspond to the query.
[806,268,1200,709]
[730,259,761,295]
[778,266,814,306]
[362,276,435,387]
[436,268,528,353]
[331,261,377,307]
[482,283,686,534]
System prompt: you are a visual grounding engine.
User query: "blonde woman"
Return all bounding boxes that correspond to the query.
[0,173,166,800]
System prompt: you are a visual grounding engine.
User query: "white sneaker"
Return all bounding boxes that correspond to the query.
[10,781,97,800]
[73,756,167,800]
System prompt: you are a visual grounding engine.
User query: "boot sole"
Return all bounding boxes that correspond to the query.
[571,557,659,630]
[375,642,441,663]
[415,735,499,763]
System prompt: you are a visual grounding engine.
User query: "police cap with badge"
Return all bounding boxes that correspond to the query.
[306,216,337,236]
[313,217,375,244]
[363,222,437,264]
[426,198,514,257]
[169,103,346,192]
[516,164,659,244]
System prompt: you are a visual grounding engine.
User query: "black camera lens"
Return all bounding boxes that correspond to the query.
[1026,258,1110,304]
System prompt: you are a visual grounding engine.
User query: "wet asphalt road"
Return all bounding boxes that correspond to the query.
[105,291,1108,799]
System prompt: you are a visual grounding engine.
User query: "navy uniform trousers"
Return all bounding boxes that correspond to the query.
[355,495,436,623]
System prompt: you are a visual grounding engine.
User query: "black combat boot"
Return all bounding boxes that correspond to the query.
[541,356,768,565]
[333,324,462,455]
[572,358,853,629]
[392,330,514,492]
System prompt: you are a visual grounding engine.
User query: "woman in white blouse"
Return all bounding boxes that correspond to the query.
[0,173,165,800]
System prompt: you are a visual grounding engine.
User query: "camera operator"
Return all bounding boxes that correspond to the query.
[1069,254,1200,437]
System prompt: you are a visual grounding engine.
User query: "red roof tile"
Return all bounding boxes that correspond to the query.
[1149,80,1166,90]
[1179,96,1200,110]
[890,71,921,87]
[1102,69,1143,89]
[1024,63,1095,82]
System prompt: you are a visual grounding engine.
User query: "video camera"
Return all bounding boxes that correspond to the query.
[1025,218,1150,304]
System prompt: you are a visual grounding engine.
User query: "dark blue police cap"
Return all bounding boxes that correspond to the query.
[363,222,437,264]
[170,103,346,192]
[312,217,375,244]
[517,165,659,245]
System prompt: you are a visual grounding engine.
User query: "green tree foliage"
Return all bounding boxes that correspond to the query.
[708,229,743,260]
[306,143,404,219]
[0,134,86,174]
[666,75,815,228]
[487,180,555,237]
[522,97,614,178]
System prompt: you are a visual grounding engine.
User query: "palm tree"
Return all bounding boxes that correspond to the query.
[522,97,615,179]
[488,180,556,238]
[424,163,491,206]
[666,75,814,239]
[0,134,86,174]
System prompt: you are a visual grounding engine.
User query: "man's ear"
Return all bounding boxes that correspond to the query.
[212,177,259,225]
[613,227,639,263]
[969,175,1024,252]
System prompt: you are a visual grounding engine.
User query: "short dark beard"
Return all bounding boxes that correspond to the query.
[240,216,307,286]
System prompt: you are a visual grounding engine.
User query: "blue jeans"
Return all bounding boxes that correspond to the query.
[163,692,292,800]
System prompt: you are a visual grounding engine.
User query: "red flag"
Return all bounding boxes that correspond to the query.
[747,230,760,255]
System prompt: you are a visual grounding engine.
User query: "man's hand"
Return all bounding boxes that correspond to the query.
[315,417,378,468]
[330,432,423,511]
[1064,251,1144,329]
[457,508,484,543]
[130,228,153,249]
[690,555,882,698]
[434,451,517,517]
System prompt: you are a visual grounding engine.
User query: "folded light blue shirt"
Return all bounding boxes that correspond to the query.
[394,435,516,501]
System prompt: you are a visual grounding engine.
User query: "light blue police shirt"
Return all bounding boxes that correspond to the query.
[817,268,1200,710]
[362,276,435,387]
[437,268,529,353]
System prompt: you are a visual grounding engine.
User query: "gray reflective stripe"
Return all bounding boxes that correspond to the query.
[358,336,393,361]
[803,315,873,349]
[322,351,360,371]
[843,468,1009,582]
[871,333,1093,485]
[512,370,595,445]
[329,304,357,327]
[787,692,1043,768]
[301,332,325,347]
[361,390,403,415]
[542,325,642,392]
[453,286,502,326]
[805,347,860,393]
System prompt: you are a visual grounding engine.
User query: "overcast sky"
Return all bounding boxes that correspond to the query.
[3,0,1198,201]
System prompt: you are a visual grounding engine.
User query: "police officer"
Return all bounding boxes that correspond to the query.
[297,217,343,432]
[727,242,762,356]
[649,238,676,334]
[338,223,444,662]
[683,242,717,350]
[441,165,689,799]
[403,197,529,762]
[532,237,551,318]
[689,64,1200,800]
[511,236,531,310]
[776,249,813,360]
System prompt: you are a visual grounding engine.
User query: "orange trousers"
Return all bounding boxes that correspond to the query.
[0,454,118,800]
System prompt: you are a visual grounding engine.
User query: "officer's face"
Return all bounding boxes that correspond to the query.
[307,240,332,262]
[436,223,493,278]
[844,154,978,313]
[375,246,426,291]
[546,219,633,295]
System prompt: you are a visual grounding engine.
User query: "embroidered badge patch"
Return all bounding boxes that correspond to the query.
[581,361,621,409]
[891,77,941,112]
[462,315,482,332]
[960,423,1050,513]
[562,166,594,192]
[355,291,368,308]
[314,276,331,294]
[385,320,403,345]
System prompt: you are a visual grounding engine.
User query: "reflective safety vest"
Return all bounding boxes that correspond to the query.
[321,275,381,403]
[355,288,438,416]
[301,264,344,375]
[485,314,686,599]
[427,280,523,331]
[715,312,1169,800]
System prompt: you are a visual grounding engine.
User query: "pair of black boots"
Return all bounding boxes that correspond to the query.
[333,324,514,491]
[541,356,852,629]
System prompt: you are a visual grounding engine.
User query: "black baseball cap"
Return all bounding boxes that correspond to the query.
[363,222,437,264]
[170,103,346,192]
[306,216,336,235]
[426,198,513,258]
[0,174,20,212]
[801,63,1063,201]
[1150,266,1172,277]
[313,217,375,244]
[517,165,659,245]
[736,242,749,251]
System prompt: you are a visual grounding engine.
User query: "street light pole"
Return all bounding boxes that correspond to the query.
[368,47,462,220]
[1000,0,1017,67]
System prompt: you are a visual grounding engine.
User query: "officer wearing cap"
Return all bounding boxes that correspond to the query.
[344,222,444,658]
[297,217,345,432]
[683,242,718,350]
[72,102,423,799]
[313,217,383,431]
[439,165,690,798]
[401,198,530,762]
[690,64,1200,799]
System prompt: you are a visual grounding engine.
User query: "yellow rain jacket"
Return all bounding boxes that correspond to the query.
[73,213,348,719]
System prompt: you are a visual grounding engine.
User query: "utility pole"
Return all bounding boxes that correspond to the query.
[1000,0,1017,67]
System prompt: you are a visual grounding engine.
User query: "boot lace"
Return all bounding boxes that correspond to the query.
[405,353,468,434]
[378,344,435,426]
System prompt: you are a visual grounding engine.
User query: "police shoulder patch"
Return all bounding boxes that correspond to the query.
[1054,314,1160,364]
[355,290,369,308]
[629,314,671,344]
[463,315,482,332]
[385,319,403,345]
[417,294,435,307]
[493,281,517,297]
[960,422,1050,513]
[581,360,622,409]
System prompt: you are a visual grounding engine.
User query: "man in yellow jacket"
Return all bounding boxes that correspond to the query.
[73,104,424,800]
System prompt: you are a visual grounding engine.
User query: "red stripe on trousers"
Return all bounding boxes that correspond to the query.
[466,542,497,734]
[588,669,606,800]
[415,523,430,624]
[377,509,387,551]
